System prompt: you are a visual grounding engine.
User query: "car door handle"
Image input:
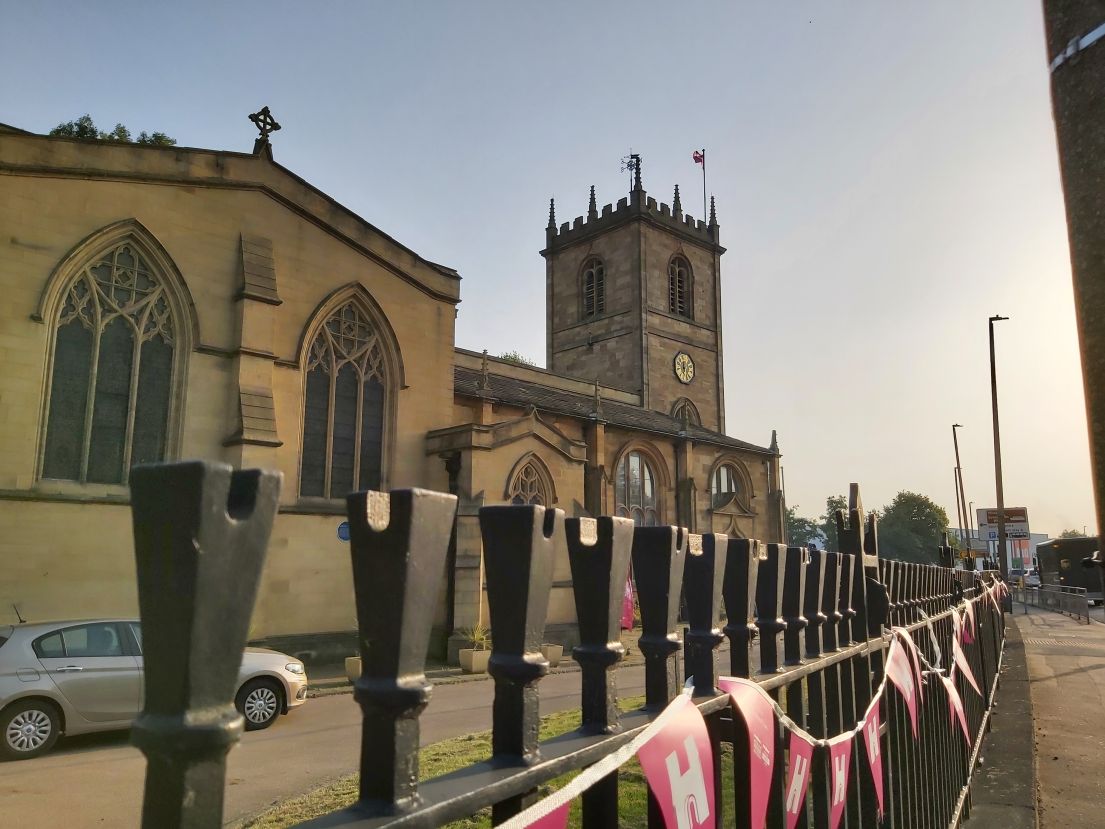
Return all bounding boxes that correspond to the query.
[54,666,84,673]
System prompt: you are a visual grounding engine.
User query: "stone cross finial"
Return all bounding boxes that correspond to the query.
[672,184,683,218]
[248,106,281,141]
[587,186,598,220]
[708,195,717,226]
[478,349,491,391]
[547,198,556,230]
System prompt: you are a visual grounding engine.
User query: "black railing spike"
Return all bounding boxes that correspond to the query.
[755,543,787,673]
[838,553,856,647]
[722,538,764,678]
[683,532,728,695]
[347,488,457,813]
[129,461,281,829]
[822,552,842,652]
[480,505,562,823]
[632,525,688,709]
[804,549,827,659]
[781,545,810,666]
[566,515,635,733]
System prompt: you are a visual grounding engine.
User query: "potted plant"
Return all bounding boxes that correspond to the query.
[540,642,563,667]
[458,623,492,674]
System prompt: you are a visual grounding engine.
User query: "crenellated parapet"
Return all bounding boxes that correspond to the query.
[543,181,723,254]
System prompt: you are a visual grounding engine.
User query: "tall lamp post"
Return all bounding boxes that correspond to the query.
[990,315,1009,580]
[952,424,974,570]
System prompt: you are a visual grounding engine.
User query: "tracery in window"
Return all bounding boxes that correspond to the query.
[582,257,605,318]
[42,242,176,484]
[668,256,692,318]
[507,458,551,506]
[710,460,753,511]
[300,301,388,498]
[671,398,701,427]
[615,450,659,526]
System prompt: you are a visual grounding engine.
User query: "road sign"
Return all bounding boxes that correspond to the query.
[976,507,1030,540]
[337,521,350,542]
[969,538,990,552]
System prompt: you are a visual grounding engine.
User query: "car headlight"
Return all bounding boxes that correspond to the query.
[285,662,305,675]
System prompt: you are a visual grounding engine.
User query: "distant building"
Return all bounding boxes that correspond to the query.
[0,123,783,659]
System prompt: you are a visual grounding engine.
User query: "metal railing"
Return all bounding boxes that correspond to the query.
[1014,584,1091,623]
[125,462,1006,828]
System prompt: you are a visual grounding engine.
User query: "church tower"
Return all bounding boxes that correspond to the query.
[541,160,727,431]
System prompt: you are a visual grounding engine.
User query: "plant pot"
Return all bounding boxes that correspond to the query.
[345,656,361,682]
[459,648,490,674]
[540,643,563,668]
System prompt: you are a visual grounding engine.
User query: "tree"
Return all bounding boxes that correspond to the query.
[878,491,950,564]
[498,350,536,366]
[1058,528,1086,538]
[49,114,176,146]
[819,495,847,551]
[785,505,821,547]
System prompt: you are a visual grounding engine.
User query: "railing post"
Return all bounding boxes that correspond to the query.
[804,550,827,659]
[755,543,787,674]
[781,545,810,667]
[129,461,281,829]
[683,532,728,695]
[480,505,561,823]
[722,538,763,679]
[632,526,688,710]
[822,552,842,653]
[346,488,458,814]
[838,553,856,648]
[566,515,635,829]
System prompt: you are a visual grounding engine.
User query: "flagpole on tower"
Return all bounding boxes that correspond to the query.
[693,148,707,222]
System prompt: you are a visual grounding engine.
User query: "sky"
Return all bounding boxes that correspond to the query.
[1,1,1094,537]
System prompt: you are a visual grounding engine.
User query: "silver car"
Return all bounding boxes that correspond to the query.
[0,619,308,760]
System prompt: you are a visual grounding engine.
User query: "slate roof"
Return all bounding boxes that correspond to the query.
[454,366,775,456]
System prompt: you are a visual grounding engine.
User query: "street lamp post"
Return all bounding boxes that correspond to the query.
[952,424,974,570]
[990,315,1009,580]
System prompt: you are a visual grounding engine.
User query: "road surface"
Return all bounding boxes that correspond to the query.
[0,665,646,828]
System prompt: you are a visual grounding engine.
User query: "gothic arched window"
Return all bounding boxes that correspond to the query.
[507,458,551,506]
[671,398,701,427]
[582,257,605,318]
[41,241,179,484]
[668,256,692,318]
[300,301,389,498]
[615,450,659,526]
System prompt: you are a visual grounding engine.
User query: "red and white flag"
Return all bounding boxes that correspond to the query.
[939,673,971,744]
[951,612,981,697]
[719,677,775,829]
[895,628,925,702]
[885,639,919,737]
[962,599,977,645]
[692,149,705,165]
[521,804,569,829]
[637,694,715,829]
[828,733,854,829]
[784,731,816,829]
[861,698,885,817]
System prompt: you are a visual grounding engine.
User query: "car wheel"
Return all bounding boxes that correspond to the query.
[236,679,282,731]
[1,699,61,760]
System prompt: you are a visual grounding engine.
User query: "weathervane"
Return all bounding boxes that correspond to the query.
[248,106,281,154]
[620,151,642,191]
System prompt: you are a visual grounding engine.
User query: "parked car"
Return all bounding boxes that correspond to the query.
[1026,568,1041,588]
[0,619,308,760]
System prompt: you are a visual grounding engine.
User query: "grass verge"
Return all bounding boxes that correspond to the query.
[243,696,734,828]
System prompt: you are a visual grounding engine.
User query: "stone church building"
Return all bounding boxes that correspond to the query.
[0,122,783,659]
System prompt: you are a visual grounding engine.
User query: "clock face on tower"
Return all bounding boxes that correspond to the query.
[673,351,695,384]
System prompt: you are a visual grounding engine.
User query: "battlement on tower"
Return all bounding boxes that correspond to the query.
[542,184,721,254]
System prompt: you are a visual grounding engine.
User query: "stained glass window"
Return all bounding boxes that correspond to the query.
[615,450,659,526]
[508,460,549,506]
[301,301,387,498]
[42,242,175,484]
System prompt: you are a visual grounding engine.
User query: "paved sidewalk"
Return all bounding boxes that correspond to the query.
[1017,604,1105,828]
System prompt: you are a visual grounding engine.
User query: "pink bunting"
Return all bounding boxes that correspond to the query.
[719,677,776,829]
[885,640,919,736]
[985,582,1001,613]
[861,698,885,817]
[828,733,853,829]
[939,673,971,744]
[523,803,570,829]
[951,613,981,696]
[784,731,816,829]
[894,628,925,702]
[637,694,715,829]
[962,599,976,645]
